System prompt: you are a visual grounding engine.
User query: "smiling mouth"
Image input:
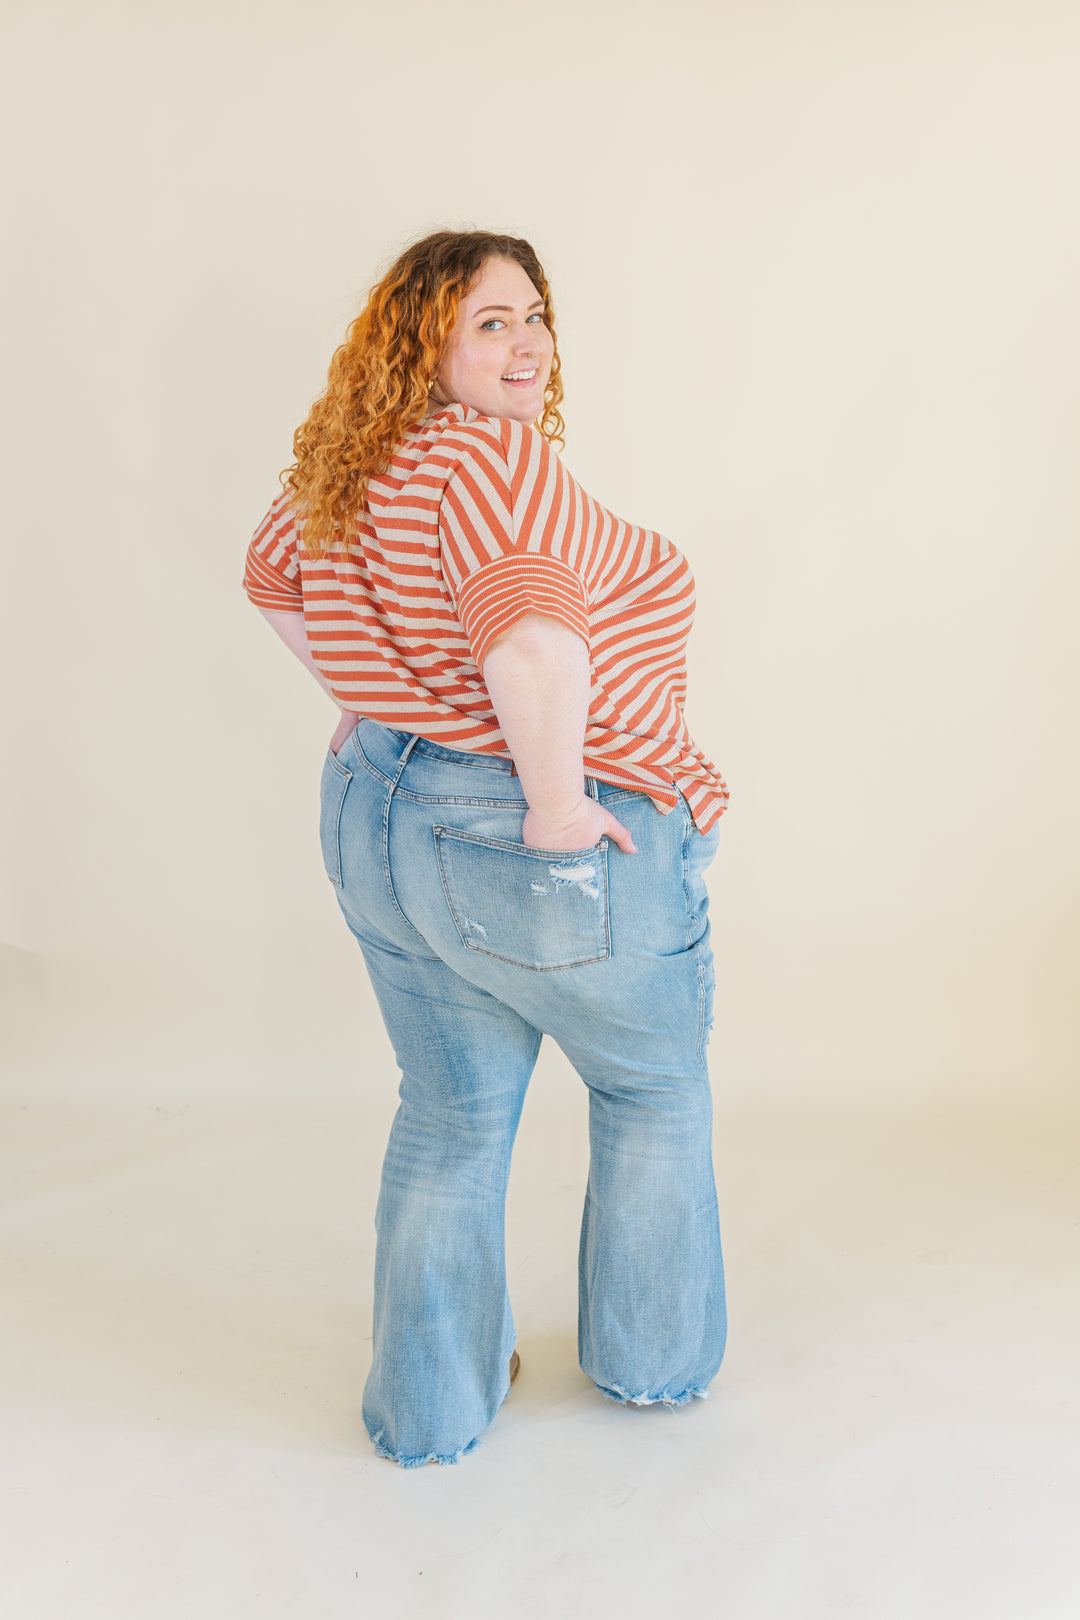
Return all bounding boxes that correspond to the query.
[501,369,538,383]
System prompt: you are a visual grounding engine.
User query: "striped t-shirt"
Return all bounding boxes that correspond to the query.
[243,403,729,832]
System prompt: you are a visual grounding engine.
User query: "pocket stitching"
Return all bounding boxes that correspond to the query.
[433,827,611,971]
[320,751,353,887]
[432,825,607,860]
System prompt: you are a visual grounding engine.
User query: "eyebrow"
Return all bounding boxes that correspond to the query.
[472,300,546,316]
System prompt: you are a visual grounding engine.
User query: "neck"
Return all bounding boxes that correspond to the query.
[424,392,457,418]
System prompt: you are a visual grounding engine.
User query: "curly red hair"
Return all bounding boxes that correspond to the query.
[282,230,565,558]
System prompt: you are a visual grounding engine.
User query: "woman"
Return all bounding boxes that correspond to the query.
[244,229,730,1469]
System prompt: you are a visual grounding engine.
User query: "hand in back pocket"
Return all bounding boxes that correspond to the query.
[433,825,611,971]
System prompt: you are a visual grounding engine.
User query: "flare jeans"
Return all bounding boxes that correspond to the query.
[320,717,726,1467]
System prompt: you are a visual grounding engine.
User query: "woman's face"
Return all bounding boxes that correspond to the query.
[430,256,554,423]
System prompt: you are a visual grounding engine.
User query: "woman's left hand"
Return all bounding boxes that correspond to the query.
[329,710,360,757]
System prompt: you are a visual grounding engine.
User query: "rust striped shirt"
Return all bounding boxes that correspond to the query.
[243,404,729,831]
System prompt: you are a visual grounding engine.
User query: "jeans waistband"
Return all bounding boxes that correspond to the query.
[376,722,515,771]
[369,719,601,799]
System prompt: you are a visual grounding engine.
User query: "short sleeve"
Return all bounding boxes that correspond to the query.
[438,419,590,670]
[243,490,304,612]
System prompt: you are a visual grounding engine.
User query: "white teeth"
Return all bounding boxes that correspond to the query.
[502,369,536,381]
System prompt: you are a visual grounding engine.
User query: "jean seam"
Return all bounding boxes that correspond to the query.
[411,746,515,774]
[680,794,694,950]
[380,734,426,933]
[395,789,528,808]
[433,826,607,860]
[321,751,352,887]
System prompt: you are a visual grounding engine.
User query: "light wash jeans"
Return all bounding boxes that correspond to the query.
[320,717,726,1468]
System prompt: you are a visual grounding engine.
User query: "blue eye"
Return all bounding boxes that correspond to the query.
[479,312,545,331]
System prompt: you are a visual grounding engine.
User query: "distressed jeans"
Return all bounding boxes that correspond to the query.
[320,717,726,1468]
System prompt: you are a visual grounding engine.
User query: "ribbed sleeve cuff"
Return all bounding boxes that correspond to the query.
[456,552,590,670]
[243,548,304,612]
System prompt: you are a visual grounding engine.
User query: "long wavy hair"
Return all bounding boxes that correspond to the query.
[282,230,565,558]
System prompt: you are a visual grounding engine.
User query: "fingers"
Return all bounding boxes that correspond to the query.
[522,804,638,854]
[605,814,637,855]
[520,799,638,853]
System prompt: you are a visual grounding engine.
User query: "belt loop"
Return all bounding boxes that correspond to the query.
[585,774,600,801]
[391,730,420,784]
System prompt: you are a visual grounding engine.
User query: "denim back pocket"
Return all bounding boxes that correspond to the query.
[433,827,611,971]
[319,747,353,887]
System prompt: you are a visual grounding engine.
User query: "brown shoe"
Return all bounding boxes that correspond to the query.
[509,1349,521,1384]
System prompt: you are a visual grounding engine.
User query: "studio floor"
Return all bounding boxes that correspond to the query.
[2,1040,1077,1619]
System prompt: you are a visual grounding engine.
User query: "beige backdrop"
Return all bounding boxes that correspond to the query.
[3,0,1077,1104]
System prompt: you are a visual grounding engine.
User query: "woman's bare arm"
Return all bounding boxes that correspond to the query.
[482,614,636,854]
[256,608,359,754]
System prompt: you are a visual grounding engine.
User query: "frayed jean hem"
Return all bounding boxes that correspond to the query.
[595,1382,709,1410]
[367,1372,515,1469]
[370,1430,482,1469]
